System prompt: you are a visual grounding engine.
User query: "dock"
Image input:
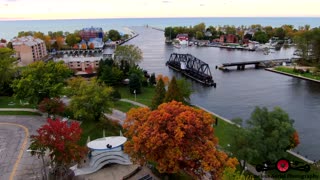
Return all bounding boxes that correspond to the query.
[219,58,299,70]
[166,53,216,87]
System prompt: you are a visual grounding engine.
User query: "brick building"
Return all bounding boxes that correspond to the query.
[79,27,104,41]
[12,36,47,66]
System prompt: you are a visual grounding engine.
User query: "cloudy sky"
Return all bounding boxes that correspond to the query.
[0,0,319,20]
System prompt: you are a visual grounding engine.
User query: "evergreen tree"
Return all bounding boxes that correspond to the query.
[151,79,166,110]
[129,73,141,94]
[164,76,183,103]
[149,73,156,86]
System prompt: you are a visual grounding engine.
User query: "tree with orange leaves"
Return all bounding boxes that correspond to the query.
[89,42,95,49]
[156,74,170,86]
[123,101,238,179]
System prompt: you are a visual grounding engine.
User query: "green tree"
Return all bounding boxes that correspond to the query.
[164,27,174,39]
[176,78,192,104]
[6,42,13,49]
[68,77,113,121]
[193,22,206,34]
[228,119,257,172]
[65,33,81,47]
[149,73,156,86]
[253,31,269,43]
[195,31,204,40]
[164,76,183,103]
[246,107,296,163]
[0,48,16,84]
[129,73,141,94]
[151,78,166,110]
[274,27,286,40]
[11,61,72,104]
[108,29,121,41]
[114,45,143,67]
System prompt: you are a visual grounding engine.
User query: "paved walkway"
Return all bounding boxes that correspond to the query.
[119,99,148,107]
[0,108,40,112]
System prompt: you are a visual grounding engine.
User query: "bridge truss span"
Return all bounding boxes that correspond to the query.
[166,53,216,87]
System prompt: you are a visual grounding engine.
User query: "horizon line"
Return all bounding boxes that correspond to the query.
[1,16,320,21]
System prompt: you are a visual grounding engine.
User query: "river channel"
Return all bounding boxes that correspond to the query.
[126,26,320,161]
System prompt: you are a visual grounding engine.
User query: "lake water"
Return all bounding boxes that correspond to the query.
[1,17,319,40]
[125,26,320,161]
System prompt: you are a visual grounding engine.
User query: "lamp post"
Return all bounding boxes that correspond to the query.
[133,90,136,101]
[27,149,47,180]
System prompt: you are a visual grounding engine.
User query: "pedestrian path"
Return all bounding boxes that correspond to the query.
[0,108,39,112]
[119,99,148,107]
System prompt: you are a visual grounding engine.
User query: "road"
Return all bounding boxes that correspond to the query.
[0,116,46,180]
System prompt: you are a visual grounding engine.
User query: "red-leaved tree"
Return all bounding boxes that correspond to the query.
[38,98,65,117]
[29,118,87,175]
[123,101,238,179]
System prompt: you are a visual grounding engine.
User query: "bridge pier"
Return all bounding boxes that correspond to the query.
[237,65,245,70]
[255,63,259,69]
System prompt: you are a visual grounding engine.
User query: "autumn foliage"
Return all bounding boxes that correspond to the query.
[30,118,87,168]
[289,131,300,149]
[38,97,65,116]
[123,101,238,179]
[156,74,170,86]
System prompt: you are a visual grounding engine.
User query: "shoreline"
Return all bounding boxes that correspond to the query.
[194,104,315,164]
[265,68,320,83]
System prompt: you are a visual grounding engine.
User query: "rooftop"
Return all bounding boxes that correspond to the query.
[11,36,44,47]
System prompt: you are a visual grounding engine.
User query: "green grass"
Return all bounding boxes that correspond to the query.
[79,118,123,146]
[214,117,236,148]
[274,67,320,81]
[0,111,41,116]
[114,101,139,112]
[0,96,35,108]
[115,86,155,107]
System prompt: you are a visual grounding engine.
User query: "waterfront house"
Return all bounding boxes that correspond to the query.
[79,27,104,41]
[176,34,189,45]
[219,34,238,43]
[11,36,48,66]
[88,38,104,49]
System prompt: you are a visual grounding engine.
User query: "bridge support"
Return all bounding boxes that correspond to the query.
[237,65,245,70]
[255,64,259,69]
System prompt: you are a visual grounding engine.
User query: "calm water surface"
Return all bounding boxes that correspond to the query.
[126,27,320,161]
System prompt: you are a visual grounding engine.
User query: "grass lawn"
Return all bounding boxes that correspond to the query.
[274,67,320,81]
[0,96,35,108]
[79,118,123,146]
[115,86,155,107]
[114,101,139,112]
[0,111,41,116]
[214,117,236,148]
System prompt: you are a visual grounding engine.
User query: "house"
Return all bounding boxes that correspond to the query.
[78,40,87,50]
[226,34,238,43]
[56,56,100,74]
[79,27,104,41]
[88,38,104,49]
[176,34,189,41]
[219,34,238,43]
[11,36,47,66]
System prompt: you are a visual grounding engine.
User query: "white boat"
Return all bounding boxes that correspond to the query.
[173,43,181,49]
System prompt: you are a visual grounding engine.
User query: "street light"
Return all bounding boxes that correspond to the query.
[134,90,136,101]
[27,149,47,180]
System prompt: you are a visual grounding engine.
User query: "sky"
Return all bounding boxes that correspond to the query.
[0,0,319,20]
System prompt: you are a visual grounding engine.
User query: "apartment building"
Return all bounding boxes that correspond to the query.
[79,27,104,41]
[12,36,47,65]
